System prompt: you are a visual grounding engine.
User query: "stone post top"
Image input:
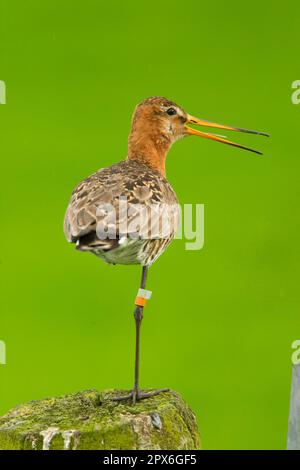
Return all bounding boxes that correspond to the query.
[0,389,201,450]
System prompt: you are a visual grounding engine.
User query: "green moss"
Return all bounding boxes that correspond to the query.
[0,389,201,450]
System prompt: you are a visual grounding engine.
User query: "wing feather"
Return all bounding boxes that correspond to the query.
[64,160,179,249]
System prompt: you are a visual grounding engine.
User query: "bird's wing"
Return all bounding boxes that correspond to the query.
[64,161,179,249]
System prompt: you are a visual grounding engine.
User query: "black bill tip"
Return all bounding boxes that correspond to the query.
[236,127,270,138]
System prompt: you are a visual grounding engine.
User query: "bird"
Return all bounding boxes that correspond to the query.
[64,96,269,403]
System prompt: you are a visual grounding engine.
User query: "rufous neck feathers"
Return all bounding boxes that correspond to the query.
[127,116,171,176]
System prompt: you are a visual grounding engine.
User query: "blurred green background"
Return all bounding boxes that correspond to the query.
[1,0,300,450]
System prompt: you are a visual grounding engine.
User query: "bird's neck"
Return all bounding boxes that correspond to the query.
[127,129,171,177]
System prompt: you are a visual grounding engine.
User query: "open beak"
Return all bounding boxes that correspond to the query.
[185,114,270,155]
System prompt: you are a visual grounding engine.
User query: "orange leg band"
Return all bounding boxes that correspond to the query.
[135,296,147,307]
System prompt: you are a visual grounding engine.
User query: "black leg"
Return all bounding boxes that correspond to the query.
[133,305,143,403]
[112,266,169,404]
[132,265,147,402]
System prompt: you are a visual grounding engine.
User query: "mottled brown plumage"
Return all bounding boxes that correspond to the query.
[64,159,179,266]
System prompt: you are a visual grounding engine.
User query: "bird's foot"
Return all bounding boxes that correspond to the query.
[111,388,170,405]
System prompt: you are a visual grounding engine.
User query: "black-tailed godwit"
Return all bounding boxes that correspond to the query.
[64,97,269,403]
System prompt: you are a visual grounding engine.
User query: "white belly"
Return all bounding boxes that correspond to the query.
[92,236,173,266]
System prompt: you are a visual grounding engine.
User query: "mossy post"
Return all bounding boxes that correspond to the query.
[0,390,201,450]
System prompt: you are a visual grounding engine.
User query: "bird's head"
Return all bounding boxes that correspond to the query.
[130,97,188,144]
[128,96,269,175]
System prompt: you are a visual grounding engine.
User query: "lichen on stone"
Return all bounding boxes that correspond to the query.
[0,389,201,450]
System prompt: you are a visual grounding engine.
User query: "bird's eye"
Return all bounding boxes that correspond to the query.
[166,107,177,116]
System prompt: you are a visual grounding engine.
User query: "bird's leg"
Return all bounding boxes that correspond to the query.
[112,266,169,404]
[132,303,143,404]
